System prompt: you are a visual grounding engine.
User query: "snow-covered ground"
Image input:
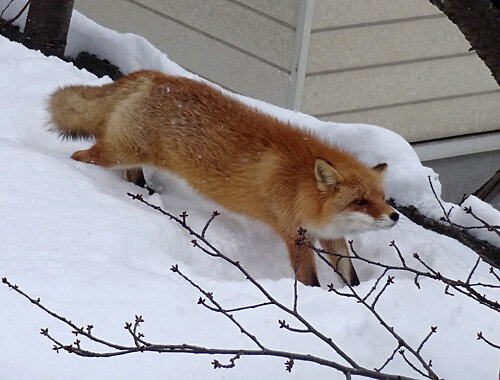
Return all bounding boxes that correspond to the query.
[0,3,499,379]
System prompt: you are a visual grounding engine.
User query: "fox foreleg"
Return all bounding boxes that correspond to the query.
[319,238,360,286]
[285,240,320,287]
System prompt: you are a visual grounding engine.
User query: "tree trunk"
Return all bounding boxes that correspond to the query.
[429,0,500,86]
[23,0,75,59]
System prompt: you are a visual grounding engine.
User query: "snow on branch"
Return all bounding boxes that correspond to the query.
[390,177,500,269]
[427,176,500,239]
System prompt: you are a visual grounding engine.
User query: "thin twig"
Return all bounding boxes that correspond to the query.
[224,302,272,313]
[0,0,15,18]
[428,176,454,228]
[376,343,402,372]
[490,267,500,283]
[371,276,394,309]
[293,231,304,313]
[463,207,500,238]
[390,240,407,267]
[171,264,266,350]
[279,319,310,334]
[201,211,220,238]
[428,176,500,238]
[477,332,500,350]
[212,353,241,369]
[399,349,431,379]
[0,0,30,25]
[362,269,389,302]
[417,326,437,354]
[466,256,481,284]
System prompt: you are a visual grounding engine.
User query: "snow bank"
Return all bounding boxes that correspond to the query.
[0,2,499,379]
[2,0,498,242]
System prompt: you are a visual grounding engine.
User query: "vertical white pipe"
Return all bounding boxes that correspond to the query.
[287,0,315,111]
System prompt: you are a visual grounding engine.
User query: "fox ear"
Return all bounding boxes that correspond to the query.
[314,158,342,191]
[372,163,388,175]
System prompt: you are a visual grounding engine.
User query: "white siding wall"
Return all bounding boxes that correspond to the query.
[75,0,298,108]
[305,0,500,142]
[75,0,500,143]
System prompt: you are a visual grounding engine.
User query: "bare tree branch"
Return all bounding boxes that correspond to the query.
[316,241,499,313]
[2,192,498,379]
[311,246,439,379]
[126,193,361,369]
[171,264,266,350]
[427,177,500,238]
[389,178,500,268]
[2,274,422,380]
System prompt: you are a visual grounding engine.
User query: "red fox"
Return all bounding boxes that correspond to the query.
[48,70,399,287]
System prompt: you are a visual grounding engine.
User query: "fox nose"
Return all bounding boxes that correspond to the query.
[390,212,399,222]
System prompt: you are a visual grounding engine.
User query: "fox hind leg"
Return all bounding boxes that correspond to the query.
[71,141,120,167]
[72,141,156,194]
[125,167,155,194]
[125,167,147,187]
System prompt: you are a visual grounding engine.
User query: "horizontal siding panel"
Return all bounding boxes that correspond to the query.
[76,0,290,107]
[302,55,498,116]
[319,92,500,142]
[233,0,299,27]
[307,18,470,73]
[313,0,441,30]
[134,0,296,69]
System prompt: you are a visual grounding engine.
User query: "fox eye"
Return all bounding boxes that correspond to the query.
[354,199,368,206]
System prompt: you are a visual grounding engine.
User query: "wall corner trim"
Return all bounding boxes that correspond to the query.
[287,0,314,111]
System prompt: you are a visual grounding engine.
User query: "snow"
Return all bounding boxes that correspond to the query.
[1,3,499,379]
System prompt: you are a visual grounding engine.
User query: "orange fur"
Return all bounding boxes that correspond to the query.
[48,70,398,286]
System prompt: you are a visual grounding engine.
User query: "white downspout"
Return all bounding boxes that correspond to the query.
[287,0,315,111]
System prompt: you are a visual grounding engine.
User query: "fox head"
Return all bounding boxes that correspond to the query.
[303,158,399,239]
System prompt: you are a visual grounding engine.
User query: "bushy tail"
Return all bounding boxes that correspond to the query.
[48,83,118,139]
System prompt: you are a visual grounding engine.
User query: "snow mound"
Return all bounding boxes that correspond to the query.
[0,3,498,379]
